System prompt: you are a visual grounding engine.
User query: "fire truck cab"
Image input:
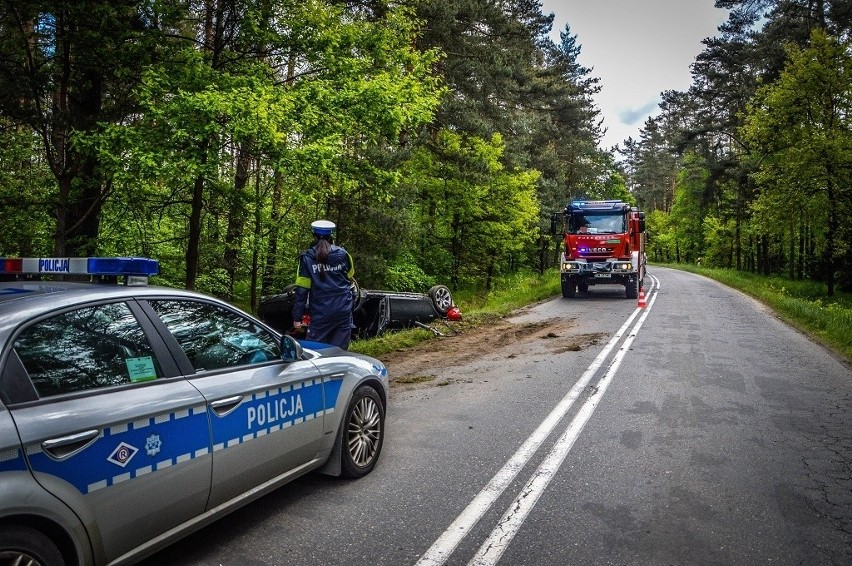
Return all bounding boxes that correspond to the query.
[551,200,646,299]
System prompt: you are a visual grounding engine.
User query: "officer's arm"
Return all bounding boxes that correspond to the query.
[292,255,311,323]
[346,251,355,280]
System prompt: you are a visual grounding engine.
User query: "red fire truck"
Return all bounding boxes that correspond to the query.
[551,200,646,299]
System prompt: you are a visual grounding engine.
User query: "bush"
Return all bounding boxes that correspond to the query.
[384,253,437,292]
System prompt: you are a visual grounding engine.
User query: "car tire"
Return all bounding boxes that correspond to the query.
[374,297,390,336]
[340,386,384,478]
[0,525,64,566]
[578,282,589,293]
[350,278,363,311]
[427,285,453,316]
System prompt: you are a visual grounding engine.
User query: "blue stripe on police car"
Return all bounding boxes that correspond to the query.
[0,448,27,472]
[25,405,209,494]
[23,378,344,494]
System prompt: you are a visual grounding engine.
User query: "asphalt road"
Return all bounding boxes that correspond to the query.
[141,266,852,566]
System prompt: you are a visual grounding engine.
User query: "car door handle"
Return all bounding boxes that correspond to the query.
[210,395,244,417]
[42,429,100,460]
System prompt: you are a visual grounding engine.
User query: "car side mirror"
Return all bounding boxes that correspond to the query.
[280,334,304,362]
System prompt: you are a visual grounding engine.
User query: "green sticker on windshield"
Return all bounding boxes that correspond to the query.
[606,239,621,243]
[126,356,157,382]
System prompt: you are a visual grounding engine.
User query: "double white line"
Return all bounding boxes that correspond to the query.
[416,275,660,566]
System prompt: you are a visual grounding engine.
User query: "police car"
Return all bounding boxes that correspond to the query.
[0,257,388,566]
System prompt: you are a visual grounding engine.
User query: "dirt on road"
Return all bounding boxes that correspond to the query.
[380,314,607,389]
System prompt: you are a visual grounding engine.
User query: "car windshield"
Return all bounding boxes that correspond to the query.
[569,213,625,234]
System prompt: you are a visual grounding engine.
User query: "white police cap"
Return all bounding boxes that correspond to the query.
[311,220,336,236]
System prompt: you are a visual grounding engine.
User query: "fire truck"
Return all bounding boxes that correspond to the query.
[551,199,646,299]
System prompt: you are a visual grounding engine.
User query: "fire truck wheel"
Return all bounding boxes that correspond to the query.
[625,277,639,299]
[561,276,576,298]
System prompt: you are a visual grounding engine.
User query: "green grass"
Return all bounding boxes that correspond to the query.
[351,264,852,365]
[349,270,561,359]
[655,263,852,362]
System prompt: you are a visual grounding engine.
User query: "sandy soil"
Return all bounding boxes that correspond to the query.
[380,314,607,389]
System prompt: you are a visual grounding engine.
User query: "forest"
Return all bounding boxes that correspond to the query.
[0,0,850,312]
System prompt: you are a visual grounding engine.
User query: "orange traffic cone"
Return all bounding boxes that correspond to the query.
[637,290,646,308]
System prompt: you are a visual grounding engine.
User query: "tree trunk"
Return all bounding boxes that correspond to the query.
[735,202,742,271]
[798,219,806,280]
[250,158,262,313]
[262,169,284,297]
[224,144,251,299]
[185,144,209,290]
[788,215,795,280]
[824,168,836,296]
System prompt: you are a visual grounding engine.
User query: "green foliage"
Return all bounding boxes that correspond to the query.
[701,215,737,267]
[451,269,562,315]
[742,29,852,292]
[624,4,852,297]
[645,209,675,263]
[402,130,541,289]
[0,127,53,255]
[195,268,232,298]
[1,1,613,307]
[669,153,709,263]
[384,253,437,292]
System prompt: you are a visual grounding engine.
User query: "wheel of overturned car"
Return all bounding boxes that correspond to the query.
[341,386,385,478]
[428,285,453,316]
[350,278,362,311]
[0,525,64,566]
[374,297,390,336]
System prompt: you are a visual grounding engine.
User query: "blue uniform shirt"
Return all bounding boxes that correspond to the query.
[293,244,354,325]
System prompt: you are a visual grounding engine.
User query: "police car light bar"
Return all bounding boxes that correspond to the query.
[0,257,159,285]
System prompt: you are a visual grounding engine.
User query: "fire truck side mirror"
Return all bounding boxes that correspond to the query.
[637,211,646,233]
[550,212,565,238]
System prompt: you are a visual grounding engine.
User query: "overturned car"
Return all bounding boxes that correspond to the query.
[259,282,457,339]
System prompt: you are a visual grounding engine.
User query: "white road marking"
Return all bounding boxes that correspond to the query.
[415,277,658,566]
[469,275,659,565]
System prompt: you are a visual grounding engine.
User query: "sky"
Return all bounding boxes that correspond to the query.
[540,0,730,150]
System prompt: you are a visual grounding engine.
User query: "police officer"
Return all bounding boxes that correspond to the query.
[292,220,355,349]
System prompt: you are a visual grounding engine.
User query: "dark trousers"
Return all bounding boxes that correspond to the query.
[306,315,353,350]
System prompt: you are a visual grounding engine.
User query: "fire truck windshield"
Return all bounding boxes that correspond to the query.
[569,213,625,234]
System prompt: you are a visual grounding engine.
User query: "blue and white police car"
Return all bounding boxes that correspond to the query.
[0,257,388,566]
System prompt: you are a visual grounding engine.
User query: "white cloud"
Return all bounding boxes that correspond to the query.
[541,0,729,149]
[619,99,662,127]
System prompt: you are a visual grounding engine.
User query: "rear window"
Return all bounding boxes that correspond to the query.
[14,302,163,397]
